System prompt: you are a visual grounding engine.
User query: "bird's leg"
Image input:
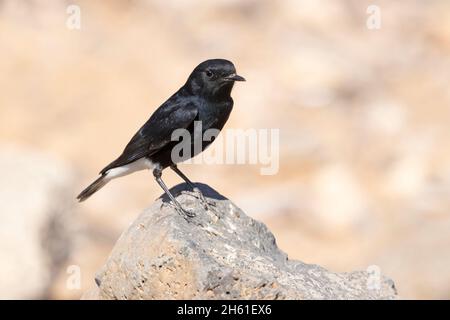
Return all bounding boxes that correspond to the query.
[170,165,216,210]
[153,168,195,219]
[170,165,197,190]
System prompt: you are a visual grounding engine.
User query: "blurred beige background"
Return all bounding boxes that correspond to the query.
[1,0,450,299]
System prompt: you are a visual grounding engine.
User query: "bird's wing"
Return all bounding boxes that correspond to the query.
[100,101,198,174]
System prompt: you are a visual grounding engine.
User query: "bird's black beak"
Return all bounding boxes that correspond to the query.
[224,73,246,82]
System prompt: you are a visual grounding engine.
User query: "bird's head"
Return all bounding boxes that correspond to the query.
[185,59,245,99]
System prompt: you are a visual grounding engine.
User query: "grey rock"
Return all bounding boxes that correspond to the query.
[85,183,397,300]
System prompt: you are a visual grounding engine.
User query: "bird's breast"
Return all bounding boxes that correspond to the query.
[197,100,233,131]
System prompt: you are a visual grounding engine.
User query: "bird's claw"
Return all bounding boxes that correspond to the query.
[193,188,222,219]
[182,187,216,210]
[179,187,220,219]
[176,206,196,219]
[164,201,196,219]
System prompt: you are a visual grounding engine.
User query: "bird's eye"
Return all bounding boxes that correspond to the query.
[205,70,213,78]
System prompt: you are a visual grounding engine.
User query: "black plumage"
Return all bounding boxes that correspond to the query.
[77,59,245,218]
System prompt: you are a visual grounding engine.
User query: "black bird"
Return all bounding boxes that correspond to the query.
[77,59,245,218]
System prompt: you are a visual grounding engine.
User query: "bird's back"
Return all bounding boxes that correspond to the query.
[100,89,199,174]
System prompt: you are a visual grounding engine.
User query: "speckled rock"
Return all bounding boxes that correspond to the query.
[83,183,397,300]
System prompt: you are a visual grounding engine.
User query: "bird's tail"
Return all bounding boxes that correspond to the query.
[77,175,109,202]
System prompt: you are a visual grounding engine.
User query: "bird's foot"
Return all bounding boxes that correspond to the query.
[164,201,196,219]
[183,187,217,211]
[194,188,222,220]
[194,187,215,209]
[176,205,196,219]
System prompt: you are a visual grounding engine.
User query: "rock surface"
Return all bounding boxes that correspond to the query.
[84,183,397,300]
